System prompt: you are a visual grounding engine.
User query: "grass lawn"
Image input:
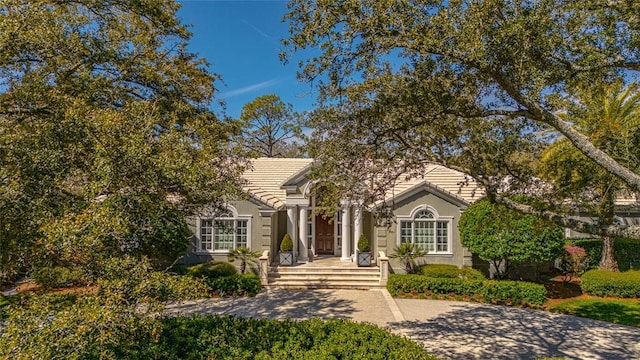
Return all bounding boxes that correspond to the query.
[548,298,640,327]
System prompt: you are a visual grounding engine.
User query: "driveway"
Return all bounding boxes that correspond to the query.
[165,289,640,360]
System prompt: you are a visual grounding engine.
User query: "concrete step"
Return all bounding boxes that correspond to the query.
[265,280,383,289]
[271,267,379,274]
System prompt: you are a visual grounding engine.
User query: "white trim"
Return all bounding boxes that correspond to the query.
[396,205,453,255]
[195,205,253,254]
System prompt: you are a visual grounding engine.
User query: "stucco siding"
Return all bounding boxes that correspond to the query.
[380,189,467,273]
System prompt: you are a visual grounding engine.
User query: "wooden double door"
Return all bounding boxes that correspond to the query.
[314,215,334,254]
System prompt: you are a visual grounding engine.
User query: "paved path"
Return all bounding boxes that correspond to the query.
[166,289,640,360]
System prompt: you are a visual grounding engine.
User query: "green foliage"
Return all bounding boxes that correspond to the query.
[479,280,547,307]
[283,0,640,247]
[280,233,293,252]
[186,261,238,279]
[0,0,246,284]
[460,199,564,279]
[98,257,211,302]
[567,238,640,271]
[32,266,86,289]
[357,234,370,252]
[416,264,485,281]
[580,270,640,298]
[209,274,261,297]
[387,274,484,297]
[227,246,261,274]
[549,299,640,327]
[387,274,547,307]
[143,316,435,359]
[0,294,163,360]
[239,94,304,158]
[390,243,428,274]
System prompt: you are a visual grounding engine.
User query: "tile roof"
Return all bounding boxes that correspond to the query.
[379,164,484,205]
[243,158,314,209]
[243,159,483,209]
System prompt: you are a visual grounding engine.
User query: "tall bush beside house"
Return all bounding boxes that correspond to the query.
[459,198,564,279]
[279,233,294,266]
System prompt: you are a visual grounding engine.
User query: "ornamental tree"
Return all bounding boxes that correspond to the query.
[459,199,564,279]
[0,0,246,282]
[283,0,640,240]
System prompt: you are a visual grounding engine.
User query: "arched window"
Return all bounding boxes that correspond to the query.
[198,206,250,252]
[398,206,452,254]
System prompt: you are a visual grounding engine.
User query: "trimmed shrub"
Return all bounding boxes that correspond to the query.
[143,316,436,359]
[568,238,640,271]
[387,274,547,307]
[580,270,640,298]
[186,261,238,279]
[416,264,486,280]
[280,233,293,252]
[357,234,370,252]
[32,266,86,289]
[479,280,547,306]
[387,274,484,297]
[209,274,261,297]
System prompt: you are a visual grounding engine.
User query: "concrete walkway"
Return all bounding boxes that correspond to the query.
[165,289,640,360]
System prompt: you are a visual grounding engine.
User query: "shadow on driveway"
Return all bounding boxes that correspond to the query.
[390,300,640,360]
[165,289,359,321]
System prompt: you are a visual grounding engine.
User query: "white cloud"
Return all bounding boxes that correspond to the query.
[219,78,282,99]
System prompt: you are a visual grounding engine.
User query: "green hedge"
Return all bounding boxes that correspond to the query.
[32,266,86,289]
[387,274,547,307]
[568,238,640,271]
[209,274,261,297]
[388,274,484,297]
[580,270,640,298]
[415,264,486,280]
[479,280,547,306]
[143,316,436,359]
[186,261,238,279]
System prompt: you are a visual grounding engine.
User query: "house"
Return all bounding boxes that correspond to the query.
[184,158,484,277]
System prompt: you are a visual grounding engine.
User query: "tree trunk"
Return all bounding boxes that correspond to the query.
[599,235,619,271]
[240,260,246,274]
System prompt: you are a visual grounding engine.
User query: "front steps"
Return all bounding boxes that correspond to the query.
[266,264,382,289]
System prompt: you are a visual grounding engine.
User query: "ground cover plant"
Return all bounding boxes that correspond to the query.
[549,299,640,327]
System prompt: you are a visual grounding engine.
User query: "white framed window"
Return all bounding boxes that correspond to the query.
[397,205,453,254]
[335,210,342,250]
[197,206,251,253]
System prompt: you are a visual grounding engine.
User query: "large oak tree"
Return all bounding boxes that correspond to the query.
[0,0,246,282]
[283,0,640,240]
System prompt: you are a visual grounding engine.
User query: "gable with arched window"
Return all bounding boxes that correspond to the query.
[397,205,453,254]
[196,205,251,252]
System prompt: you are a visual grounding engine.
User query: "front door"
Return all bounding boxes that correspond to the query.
[315,215,334,254]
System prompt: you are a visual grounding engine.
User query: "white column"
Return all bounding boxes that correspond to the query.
[340,201,351,262]
[353,206,363,262]
[298,207,308,260]
[286,206,297,261]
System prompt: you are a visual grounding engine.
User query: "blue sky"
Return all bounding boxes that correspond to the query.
[176,1,317,119]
